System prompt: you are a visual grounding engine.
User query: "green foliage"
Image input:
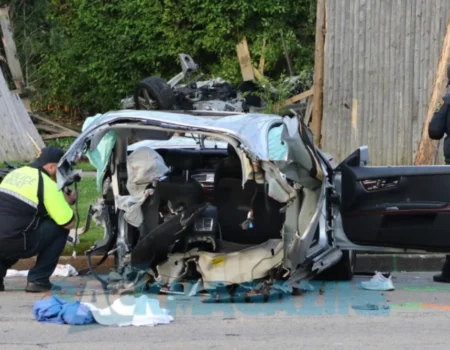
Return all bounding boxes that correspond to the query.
[3,0,316,116]
[245,74,293,114]
[45,137,75,151]
[241,68,314,114]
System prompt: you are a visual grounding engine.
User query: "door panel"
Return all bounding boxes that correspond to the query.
[339,150,450,251]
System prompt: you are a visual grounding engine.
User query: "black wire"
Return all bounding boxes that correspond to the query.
[73,181,80,255]
[86,251,110,286]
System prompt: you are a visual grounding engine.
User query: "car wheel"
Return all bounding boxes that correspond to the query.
[316,250,356,281]
[134,76,175,110]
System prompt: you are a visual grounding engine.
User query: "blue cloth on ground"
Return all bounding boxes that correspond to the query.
[32,296,95,325]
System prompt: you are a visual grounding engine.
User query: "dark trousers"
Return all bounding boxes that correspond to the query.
[441,256,450,276]
[0,219,69,283]
[442,159,450,276]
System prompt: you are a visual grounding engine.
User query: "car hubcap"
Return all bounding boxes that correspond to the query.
[137,88,158,110]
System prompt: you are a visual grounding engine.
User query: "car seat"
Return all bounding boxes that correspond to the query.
[213,144,243,194]
[139,149,204,239]
[215,178,285,244]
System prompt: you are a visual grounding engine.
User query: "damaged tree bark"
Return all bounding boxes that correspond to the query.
[0,7,24,92]
[236,39,255,82]
[414,15,450,165]
[310,0,326,147]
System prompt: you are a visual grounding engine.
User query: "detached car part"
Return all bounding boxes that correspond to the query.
[123,53,247,112]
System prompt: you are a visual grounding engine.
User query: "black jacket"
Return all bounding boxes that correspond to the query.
[428,93,450,163]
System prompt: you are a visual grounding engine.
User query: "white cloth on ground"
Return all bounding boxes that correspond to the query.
[82,295,174,327]
[6,264,78,278]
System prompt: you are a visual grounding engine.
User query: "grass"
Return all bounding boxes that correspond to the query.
[63,176,104,255]
[0,162,20,168]
[2,162,96,173]
[74,161,96,172]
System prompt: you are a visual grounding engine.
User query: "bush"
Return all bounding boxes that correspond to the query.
[4,0,317,116]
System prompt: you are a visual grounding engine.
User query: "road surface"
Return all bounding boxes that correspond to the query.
[1,272,449,349]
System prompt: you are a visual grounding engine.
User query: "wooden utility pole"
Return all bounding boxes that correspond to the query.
[415,15,450,165]
[310,0,326,146]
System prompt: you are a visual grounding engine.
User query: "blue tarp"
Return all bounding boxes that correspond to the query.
[33,296,95,325]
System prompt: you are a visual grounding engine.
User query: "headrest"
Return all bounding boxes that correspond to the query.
[227,144,238,158]
[165,149,202,171]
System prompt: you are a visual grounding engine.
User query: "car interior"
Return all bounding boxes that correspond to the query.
[124,140,286,269]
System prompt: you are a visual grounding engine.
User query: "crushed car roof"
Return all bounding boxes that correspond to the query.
[69,110,284,160]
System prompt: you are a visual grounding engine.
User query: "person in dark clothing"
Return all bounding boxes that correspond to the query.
[0,147,77,292]
[428,64,450,283]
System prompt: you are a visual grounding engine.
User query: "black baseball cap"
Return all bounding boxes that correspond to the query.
[29,146,65,168]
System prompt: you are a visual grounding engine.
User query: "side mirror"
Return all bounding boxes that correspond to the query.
[338,146,370,168]
[359,146,370,166]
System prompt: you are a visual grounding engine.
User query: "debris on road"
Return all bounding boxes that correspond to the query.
[6,264,79,278]
[352,303,390,311]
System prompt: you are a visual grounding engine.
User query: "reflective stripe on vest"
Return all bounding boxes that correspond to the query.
[0,188,38,209]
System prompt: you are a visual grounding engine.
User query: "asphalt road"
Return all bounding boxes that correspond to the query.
[1,272,450,350]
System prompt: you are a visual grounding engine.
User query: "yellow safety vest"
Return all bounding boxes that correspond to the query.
[0,166,73,227]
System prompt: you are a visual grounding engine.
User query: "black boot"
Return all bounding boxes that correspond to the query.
[0,278,4,292]
[25,281,61,293]
[434,255,450,283]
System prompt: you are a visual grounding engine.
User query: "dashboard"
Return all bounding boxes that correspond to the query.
[128,145,228,202]
[191,172,216,202]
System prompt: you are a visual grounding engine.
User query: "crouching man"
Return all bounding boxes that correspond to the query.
[0,147,77,293]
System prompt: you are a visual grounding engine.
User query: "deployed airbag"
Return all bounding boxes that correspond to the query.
[126,147,169,197]
[116,147,169,227]
[82,114,117,192]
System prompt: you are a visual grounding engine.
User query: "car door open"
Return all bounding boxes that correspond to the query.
[336,147,450,251]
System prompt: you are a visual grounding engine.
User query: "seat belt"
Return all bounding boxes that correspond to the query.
[22,170,46,250]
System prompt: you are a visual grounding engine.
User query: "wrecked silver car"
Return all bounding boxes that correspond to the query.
[57,109,450,296]
[57,110,343,294]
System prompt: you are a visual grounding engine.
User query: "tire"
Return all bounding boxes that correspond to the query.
[316,250,356,281]
[134,76,175,110]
